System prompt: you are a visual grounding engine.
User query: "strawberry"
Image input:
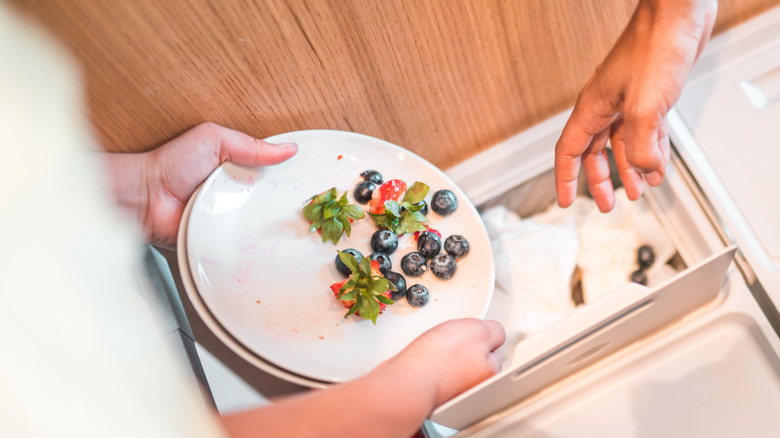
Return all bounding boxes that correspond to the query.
[369,180,430,235]
[331,252,396,324]
[330,279,353,307]
[368,179,407,215]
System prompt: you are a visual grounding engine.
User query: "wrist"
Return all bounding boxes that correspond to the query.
[103,151,150,228]
[371,353,439,418]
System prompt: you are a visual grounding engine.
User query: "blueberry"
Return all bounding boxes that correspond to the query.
[353,180,376,204]
[360,170,383,185]
[383,270,407,301]
[431,189,458,216]
[630,269,648,285]
[417,200,429,216]
[370,229,399,255]
[430,254,457,279]
[335,249,363,277]
[417,231,442,259]
[406,284,429,307]
[369,252,392,273]
[637,245,655,269]
[444,235,470,258]
[400,252,427,277]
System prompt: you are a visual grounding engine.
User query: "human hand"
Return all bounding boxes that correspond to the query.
[106,123,298,249]
[380,318,505,410]
[555,0,717,212]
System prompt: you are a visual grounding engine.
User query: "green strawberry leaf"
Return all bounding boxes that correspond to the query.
[402,181,429,204]
[341,204,366,220]
[369,212,396,230]
[302,202,318,221]
[334,250,396,325]
[372,277,393,294]
[323,200,340,219]
[365,181,430,235]
[304,187,366,244]
[396,210,428,235]
[384,200,402,217]
[337,250,360,275]
[359,256,373,276]
[338,215,352,237]
[367,300,380,324]
[339,291,356,301]
[321,217,344,244]
[345,303,359,317]
[401,201,422,212]
[376,294,394,305]
[358,293,371,317]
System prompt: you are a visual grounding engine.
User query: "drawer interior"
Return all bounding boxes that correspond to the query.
[427,140,780,437]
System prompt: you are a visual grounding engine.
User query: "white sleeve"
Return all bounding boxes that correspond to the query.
[0,5,228,438]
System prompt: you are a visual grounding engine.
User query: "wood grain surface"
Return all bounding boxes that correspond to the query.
[8,0,780,168]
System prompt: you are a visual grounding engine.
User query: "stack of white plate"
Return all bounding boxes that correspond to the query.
[177,130,494,387]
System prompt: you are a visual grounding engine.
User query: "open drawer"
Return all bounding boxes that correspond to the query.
[424,6,780,437]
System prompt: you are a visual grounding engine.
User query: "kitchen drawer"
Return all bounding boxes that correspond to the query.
[426,136,780,437]
[425,7,780,436]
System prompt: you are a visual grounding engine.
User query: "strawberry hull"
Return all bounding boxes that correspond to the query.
[330,260,393,319]
[368,179,407,215]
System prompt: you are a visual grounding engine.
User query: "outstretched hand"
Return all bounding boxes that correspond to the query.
[554,0,717,212]
[106,123,298,248]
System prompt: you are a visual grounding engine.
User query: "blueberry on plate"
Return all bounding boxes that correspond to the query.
[400,252,427,277]
[417,231,442,259]
[431,189,458,216]
[369,252,392,273]
[383,270,407,301]
[430,254,457,279]
[370,229,399,255]
[360,170,383,185]
[353,180,377,204]
[637,245,655,269]
[444,235,470,258]
[630,269,648,286]
[406,284,429,307]
[335,248,363,277]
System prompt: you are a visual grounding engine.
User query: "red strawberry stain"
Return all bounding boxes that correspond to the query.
[414,226,441,241]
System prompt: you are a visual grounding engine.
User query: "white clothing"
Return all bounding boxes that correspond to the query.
[0,4,226,437]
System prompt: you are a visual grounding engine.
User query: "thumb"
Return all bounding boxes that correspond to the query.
[622,106,665,176]
[212,126,298,166]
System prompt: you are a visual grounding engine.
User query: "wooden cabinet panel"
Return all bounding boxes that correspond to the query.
[9,0,780,168]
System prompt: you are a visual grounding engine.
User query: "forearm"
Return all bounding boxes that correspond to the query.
[220,318,504,438]
[103,151,150,226]
[220,361,436,438]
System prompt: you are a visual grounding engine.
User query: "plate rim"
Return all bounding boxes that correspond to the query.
[178,184,331,388]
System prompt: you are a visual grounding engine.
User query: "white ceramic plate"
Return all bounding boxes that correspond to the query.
[187,129,494,383]
[178,185,330,389]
